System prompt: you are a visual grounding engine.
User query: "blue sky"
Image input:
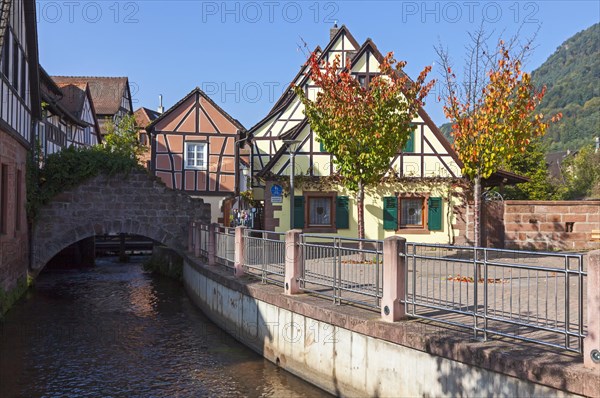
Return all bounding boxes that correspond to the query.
[37,1,599,128]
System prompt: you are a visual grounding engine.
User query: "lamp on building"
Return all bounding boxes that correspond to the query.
[283,139,301,229]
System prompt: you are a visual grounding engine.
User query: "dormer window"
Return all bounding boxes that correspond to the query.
[354,73,379,89]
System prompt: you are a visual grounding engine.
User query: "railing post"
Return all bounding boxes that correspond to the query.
[285,229,303,295]
[234,226,246,278]
[188,221,194,252]
[208,223,218,266]
[584,250,600,368]
[194,224,201,258]
[381,236,407,322]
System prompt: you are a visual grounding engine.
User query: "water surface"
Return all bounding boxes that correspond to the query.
[0,257,329,397]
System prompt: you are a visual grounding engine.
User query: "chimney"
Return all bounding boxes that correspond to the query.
[595,136,599,153]
[158,94,164,114]
[330,22,339,41]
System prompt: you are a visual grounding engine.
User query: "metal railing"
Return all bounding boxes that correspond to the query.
[243,229,286,286]
[404,243,587,353]
[198,224,209,259]
[298,234,383,309]
[215,226,235,270]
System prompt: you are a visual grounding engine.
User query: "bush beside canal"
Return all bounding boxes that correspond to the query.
[143,246,183,281]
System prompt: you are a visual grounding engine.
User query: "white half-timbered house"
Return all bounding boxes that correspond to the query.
[0,0,41,291]
[51,76,133,137]
[249,25,524,243]
[39,68,102,157]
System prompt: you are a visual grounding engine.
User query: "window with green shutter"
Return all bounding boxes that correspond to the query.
[427,197,442,231]
[403,130,415,153]
[293,196,305,229]
[383,196,398,230]
[335,196,349,229]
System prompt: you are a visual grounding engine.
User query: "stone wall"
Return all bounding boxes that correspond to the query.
[504,200,600,251]
[31,171,211,272]
[0,131,29,293]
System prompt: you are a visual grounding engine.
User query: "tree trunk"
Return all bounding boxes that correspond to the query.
[357,180,365,241]
[357,180,365,261]
[474,175,482,281]
[473,175,481,248]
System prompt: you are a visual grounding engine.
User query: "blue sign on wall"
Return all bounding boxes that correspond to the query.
[271,184,283,203]
[271,184,283,197]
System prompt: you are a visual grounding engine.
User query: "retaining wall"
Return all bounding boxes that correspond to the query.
[182,255,599,397]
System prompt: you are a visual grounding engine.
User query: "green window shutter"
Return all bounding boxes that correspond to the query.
[319,141,325,152]
[383,196,398,230]
[335,196,349,229]
[293,196,305,229]
[427,197,443,231]
[403,130,415,153]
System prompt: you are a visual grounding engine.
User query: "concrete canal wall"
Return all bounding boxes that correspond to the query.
[182,255,598,397]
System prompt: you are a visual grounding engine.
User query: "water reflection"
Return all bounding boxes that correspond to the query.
[0,257,329,397]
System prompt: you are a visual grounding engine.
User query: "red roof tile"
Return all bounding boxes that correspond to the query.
[134,107,160,129]
[51,76,129,115]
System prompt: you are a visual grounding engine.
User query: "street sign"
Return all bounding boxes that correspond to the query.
[271,184,283,203]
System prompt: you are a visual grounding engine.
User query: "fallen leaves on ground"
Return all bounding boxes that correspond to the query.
[445,275,510,284]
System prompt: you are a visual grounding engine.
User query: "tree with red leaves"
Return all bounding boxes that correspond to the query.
[294,52,434,241]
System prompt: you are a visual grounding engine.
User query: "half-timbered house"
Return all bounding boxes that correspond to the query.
[134,106,161,168]
[249,25,524,243]
[55,81,102,147]
[51,76,133,137]
[39,67,102,157]
[147,87,248,224]
[0,0,40,292]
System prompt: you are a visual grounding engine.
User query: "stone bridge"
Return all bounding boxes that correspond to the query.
[31,171,210,272]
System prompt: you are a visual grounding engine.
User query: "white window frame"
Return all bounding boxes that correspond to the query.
[185,142,208,170]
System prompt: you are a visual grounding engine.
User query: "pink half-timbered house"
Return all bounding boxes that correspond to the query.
[148,87,249,224]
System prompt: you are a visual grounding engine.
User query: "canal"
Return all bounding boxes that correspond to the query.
[0,256,329,397]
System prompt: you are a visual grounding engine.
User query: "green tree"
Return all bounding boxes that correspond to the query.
[532,23,599,151]
[563,145,600,199]
[501,138,566,200]
[103,114,143,160]
[294,52,434,242]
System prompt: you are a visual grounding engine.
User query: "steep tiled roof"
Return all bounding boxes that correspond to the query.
[51,76,129,115]
[55,82,87,119]
[134,107,160,129]
[146,87,246,133]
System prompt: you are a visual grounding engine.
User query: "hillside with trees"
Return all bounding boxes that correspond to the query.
[532,23,599,151]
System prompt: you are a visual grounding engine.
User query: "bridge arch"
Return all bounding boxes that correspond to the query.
[31,171,210,273]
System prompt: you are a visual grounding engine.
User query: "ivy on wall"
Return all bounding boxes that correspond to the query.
[27,144,143,222]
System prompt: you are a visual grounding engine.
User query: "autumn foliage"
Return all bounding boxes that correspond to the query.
[294,50,434,240]
[442,41,562,180]
[295,51,434,190]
